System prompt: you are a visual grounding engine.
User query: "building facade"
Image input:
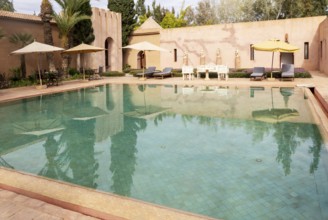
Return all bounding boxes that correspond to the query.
[125,16,328,75]
[0,8,122,76]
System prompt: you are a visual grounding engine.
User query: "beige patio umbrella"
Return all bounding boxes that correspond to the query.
[63,43,105,80]
[252,39,299,79]
[11,40,64,87]
[122,41,169,79]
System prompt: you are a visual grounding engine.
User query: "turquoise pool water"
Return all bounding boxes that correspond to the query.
[0,84,327,219]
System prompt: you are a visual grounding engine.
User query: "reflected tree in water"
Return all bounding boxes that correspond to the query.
[109,85,146,196]
[274,123,300,175]
[57,89,99,188]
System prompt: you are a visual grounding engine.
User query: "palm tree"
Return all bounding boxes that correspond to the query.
[40,0,56,71]
[52,0,90,72]
[9,33,33,78]
[53,10,89,71]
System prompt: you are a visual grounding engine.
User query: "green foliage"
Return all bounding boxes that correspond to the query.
[8,33,33,47]
[160,12,187,28]
[136,0,146,16]
[150,0,167,24]
[53,0,90,48]
[123,64,131,73]
[0,0,14,11]
[194,0,217,25]
[8,33,33,77]
[53,10,90,48]
[295,71,312,78]
[9,67,22,81]
[72,0,95,46]
[68,67,79,76]
[102,71,125,77]
[108,0,136,46]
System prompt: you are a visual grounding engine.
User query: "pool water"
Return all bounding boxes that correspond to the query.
[0,84,327,220]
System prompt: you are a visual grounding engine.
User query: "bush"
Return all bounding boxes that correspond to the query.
[102,71,125,77]
[123,64,131,73]
[9,67,22,81]
[68,68,79,76]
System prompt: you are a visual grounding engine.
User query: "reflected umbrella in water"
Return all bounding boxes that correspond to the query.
[280,87,294,108]
[252,87,299,123]
[252,108,299,123]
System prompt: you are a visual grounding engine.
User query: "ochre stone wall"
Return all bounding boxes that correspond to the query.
[0,8,122,77]
[0,11,62,76]
[159,16,327,71]
[319,18,328,76]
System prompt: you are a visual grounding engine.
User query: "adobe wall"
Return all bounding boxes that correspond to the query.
[89,8,122,72]
[0,8,122,77]
[0,11,61,76]
[159,16,326,71]
[124,30,161,70]
[319,18,328,75]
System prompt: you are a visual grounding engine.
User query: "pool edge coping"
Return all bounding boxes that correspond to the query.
[0,167,219,220]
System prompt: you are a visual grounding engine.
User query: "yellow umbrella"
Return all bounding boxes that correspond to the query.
[252,39,299,79]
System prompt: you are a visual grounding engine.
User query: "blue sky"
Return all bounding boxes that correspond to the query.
[13,0,199,15]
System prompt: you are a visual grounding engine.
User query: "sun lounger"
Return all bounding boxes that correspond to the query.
[250,67,266,80]
[281,64,295,81]
[136,66,157,78]
[153,67,173,79]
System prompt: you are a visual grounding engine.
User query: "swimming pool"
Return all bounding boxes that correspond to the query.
[0,84,327,219]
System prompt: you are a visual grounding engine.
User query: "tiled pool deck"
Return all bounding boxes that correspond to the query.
[0,72,328,220]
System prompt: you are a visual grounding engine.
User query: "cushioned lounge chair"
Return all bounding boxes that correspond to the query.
[136,66,156,78]
[281,64,295,81]
[153,67,173,79]
[250,67,266,80]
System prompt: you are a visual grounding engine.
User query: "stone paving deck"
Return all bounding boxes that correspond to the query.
[0,72,328,220]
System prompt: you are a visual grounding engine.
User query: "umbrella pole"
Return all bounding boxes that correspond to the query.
[270,51,274,79]
[141,50,146,81]
[37,53,42,86]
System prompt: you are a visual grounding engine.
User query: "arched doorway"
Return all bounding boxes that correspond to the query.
[105,38,114,71]
[137,51,145,69]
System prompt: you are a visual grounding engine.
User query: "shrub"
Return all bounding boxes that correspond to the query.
[123,64,131,73]
[102,71,125,77]
[68,68,79,76]
[9,67,22,81]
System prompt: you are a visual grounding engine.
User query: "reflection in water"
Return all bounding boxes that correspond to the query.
[58,90,99,188]
[110,85,146,196]
[0,84,326,219]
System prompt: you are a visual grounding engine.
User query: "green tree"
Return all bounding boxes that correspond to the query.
[9,33,33,78]
[195,0,217,25]
[40,0,56,71]
[53,0,90,72]
[184,6,196,26]
[0,0,14,11]
[135,0,147,29]
[71,0,95,46]
[151,0,167,24]
[135,0,146,16]
[108,0,136,46]
[160,10,187,29]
